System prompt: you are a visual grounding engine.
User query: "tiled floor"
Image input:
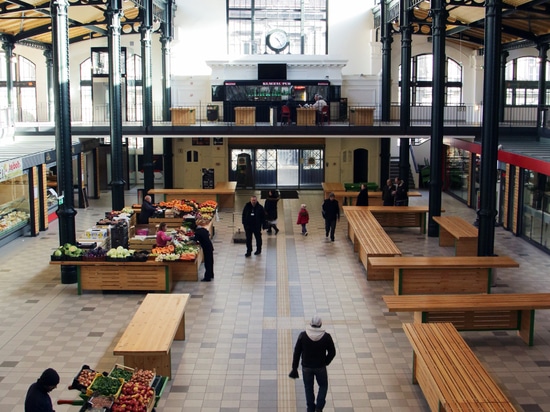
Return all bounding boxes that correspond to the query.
[1,189,550,412]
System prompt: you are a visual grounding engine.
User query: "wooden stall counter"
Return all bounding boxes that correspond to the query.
[149,182,236,209]
[297,107,316,126]
[350,107,375,126]
[235,107,256,125]
[170,107,196,125]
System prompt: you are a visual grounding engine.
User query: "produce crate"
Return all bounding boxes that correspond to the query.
[70,365,96,392]
[86,374,124,398]
[109,364,134,382]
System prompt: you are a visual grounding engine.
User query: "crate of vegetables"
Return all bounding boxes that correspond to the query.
[70,365,96,392]
[108,364,134,382]
[86,373,124,398]
[110,380,155,412]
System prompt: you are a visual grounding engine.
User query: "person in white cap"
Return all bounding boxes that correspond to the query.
[289,315,336,412]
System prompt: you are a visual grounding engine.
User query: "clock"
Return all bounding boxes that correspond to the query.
[266,29,289,53]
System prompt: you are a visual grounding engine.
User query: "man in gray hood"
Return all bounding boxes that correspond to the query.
[289,316,336,412]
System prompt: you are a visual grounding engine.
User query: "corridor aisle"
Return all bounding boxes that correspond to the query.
[0,190,549,411]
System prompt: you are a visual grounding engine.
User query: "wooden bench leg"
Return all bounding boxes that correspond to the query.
[518,309,535,346]
[175,314,186,341]
[455,238,478,256]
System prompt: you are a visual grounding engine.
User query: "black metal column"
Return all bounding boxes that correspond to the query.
[51,0,77,284]
[399,1,412,189]
[380,0,392,122]
[44,47,55,123]
[427,0,447,237]
[161,5,174,188]
[478,0,502,256]
[380,139,391,188]
[141,0,155,197]
[537,44,548,134]
[106,0,125,210]
[1,36,15,126]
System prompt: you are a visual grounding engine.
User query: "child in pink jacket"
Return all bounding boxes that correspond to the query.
[296,204,310,236]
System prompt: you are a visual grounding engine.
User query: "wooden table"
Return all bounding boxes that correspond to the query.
[170,107,196,125]
[322,183,421,206]
[384,293,550,346]
[368,255,519,295]
[344,205,437,234]
[433,215,478,256]
[297,107,316,126]
[350,107,375,125]
[234,107,255,125]
[149,181,237,208]
[114,293,190,378]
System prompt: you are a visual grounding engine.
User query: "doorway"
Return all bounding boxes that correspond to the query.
[230,147,324,189]
[353,148,369,183]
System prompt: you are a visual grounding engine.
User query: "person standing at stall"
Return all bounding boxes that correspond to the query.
[139,195,159,224]
[242,195,265,257]
[192,219,214,282]
[25,368,60,412]
[382,179,394,206]
[356,183,369,206]
[156,222,172,247]
[322,192,340,242]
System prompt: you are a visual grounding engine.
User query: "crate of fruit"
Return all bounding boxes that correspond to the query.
[108,364,134,382]
[86,373,124,398]
[70,365,96,392]
[110,380,156,412]
[129,368,156,388]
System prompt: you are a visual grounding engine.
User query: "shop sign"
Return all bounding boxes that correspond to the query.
[0,158,23,183]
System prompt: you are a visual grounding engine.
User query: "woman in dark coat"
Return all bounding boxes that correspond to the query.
[264,189,280,234]
[356,184,369,206]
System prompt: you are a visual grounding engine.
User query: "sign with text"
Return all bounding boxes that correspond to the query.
[0,158,23,183]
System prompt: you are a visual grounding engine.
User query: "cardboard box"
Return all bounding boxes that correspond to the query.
[85,228,109,239]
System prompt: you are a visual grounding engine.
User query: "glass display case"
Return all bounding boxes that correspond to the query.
[0,173,31,244]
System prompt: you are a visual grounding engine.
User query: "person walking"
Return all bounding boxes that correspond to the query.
[289,316,336,412]
[264,189,280,235]
[322,192,340,241]
[192,219,214,282]
[382,178,394,206]
[297,203,310,236]
[355,183,369,206]
[25,368,60,412]
[242,195,265,257]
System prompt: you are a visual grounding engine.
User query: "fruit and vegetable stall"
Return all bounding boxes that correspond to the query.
[50,201,217,293]
[58,364,167,411]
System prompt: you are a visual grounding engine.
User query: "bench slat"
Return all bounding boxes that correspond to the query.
[368,256,519,269]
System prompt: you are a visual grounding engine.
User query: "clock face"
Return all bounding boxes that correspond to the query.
[266,29,289,53]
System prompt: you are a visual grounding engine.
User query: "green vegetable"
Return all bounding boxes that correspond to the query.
[90,375,122,396]
[109,368,133,381]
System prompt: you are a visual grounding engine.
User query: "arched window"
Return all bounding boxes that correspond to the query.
[399,54,463,105]
[0,53,37,122]
[505,56,550,106]
[227,0,328,55]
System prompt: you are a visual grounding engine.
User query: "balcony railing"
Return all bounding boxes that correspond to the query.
[10,101,546,129]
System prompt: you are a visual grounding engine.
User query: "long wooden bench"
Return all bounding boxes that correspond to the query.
[329,190,422,206]
[403,323,516,412]
[367,256,519,295]
[433,215,478,256]
[385,293,550,346]
[114,293,190,378]
[343,208,401,280]
[344,205,436,234]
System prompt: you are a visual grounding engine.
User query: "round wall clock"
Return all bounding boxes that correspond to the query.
[266,29,289,53]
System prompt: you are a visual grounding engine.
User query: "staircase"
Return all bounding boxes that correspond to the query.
[390,158,416,189]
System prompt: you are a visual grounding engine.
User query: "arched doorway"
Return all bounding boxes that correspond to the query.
[353,148,369,183]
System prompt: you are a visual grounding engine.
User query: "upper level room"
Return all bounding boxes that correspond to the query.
[0,0,548,136]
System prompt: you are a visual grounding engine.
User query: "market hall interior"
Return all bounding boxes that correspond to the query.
[1,188,550,412]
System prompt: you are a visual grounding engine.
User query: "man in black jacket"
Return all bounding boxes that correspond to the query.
[355,183,369,206]
[25,368,60,412]
[289,316,336,412]
[322,193,340,241]
[242,195,265,257]
[192,219,214,282]
[139,195,159,224]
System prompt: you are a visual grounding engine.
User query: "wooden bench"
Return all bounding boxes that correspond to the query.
[114,293,190,378]
[385,293,550,346]
[367,256,519,295]
[343,208,401,280]
[433,216,478,256]
[403,323,516,412]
